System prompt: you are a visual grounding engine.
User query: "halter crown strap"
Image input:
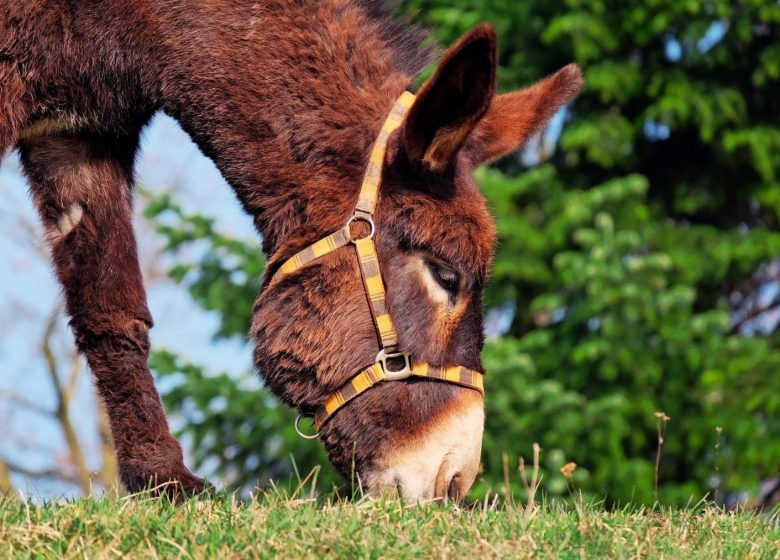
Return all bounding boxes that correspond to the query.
[355,91,416,215]
[269,91,414,283]
[267,91,484,433]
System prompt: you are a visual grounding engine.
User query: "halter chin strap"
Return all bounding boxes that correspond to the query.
[268,91,484,433]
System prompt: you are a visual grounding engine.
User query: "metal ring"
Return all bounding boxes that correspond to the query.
[346,214,375,242]
[376,349,412,381]
[294,414,319,440]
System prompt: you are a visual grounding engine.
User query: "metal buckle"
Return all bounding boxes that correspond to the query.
[294,414,319,440]
[346,213,375,243]
[376,349,412,381]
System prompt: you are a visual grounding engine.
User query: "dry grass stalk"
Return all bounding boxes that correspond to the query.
[517,443,542,529]
[714,426,723,505]
[654,411,671,502]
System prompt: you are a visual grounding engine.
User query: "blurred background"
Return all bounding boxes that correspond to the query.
[1,0,778,508]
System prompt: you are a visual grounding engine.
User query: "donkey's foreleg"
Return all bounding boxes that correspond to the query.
[18,132,208,498]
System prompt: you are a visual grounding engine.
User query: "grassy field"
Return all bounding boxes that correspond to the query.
[1,490,778,559]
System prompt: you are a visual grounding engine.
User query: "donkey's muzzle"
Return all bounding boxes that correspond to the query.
[364,389,484,501]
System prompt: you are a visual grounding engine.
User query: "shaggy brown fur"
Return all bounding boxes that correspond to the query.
[1,0,581,496]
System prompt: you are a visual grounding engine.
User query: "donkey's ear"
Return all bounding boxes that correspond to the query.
[467,64,583,165]
[403,23,497,172]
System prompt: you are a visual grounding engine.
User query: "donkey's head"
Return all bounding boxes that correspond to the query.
[252,24,582,500]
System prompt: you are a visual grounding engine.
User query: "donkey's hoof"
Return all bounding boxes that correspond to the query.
[157,468,214,501]
[117,432,215,501]
[121,464,214,501]
[122,468,214,502]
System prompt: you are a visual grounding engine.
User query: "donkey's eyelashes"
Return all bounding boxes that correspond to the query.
[427,259,460,294]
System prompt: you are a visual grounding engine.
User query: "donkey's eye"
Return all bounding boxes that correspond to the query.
[428,261,460,293]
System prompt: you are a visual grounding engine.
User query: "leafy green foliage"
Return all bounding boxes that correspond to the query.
[406,0,780,505]
[144,193,264,338]
[146,1,780,506]
[476,168,780,504]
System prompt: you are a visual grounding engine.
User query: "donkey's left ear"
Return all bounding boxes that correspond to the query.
[466,64,584,165]
[403,23,497,172]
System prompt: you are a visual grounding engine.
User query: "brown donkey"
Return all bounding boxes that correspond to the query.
[0,1,582,500]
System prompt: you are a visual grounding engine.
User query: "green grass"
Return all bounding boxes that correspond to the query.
[1,491,778,559]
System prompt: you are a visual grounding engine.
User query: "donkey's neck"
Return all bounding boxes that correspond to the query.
[150,0,431,257]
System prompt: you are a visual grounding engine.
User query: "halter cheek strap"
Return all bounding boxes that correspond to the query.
[267,91,485,433]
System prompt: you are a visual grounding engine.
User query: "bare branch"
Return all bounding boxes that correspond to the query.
[97,400,120,495]
[0,389,53,417]
[41,306,66,402]
[0,199,51,262]
[730,297,780,335]
[41,305,92,495]
[0,458,15,494]
[1,458,83,485]
[64,347,83,409]
[729,260,780,335]
[0,430,61,457]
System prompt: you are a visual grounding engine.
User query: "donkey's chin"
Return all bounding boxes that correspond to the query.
[363,390,484,502]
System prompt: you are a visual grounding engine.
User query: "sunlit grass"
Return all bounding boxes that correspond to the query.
[1,487,778,559]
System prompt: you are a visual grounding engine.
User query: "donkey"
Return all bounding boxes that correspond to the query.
[0,0,582,501]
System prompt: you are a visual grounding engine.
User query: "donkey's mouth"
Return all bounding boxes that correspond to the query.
[362,389,484,502]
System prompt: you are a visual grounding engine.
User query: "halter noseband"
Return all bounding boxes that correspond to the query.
[268,92,485,435]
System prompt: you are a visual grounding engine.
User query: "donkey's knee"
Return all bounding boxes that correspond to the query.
[72,316,152,357]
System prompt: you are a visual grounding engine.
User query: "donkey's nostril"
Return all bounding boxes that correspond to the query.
[447,473,463,500]
[394,475,403,498]
[433,466,463,501]
[434,458,451,499]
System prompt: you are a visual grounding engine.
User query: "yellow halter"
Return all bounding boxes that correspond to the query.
[268,92,484,434]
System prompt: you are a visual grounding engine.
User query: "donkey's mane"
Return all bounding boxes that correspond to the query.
[235,0,435,172]
[167,0,437,254]
[355,0,435,77]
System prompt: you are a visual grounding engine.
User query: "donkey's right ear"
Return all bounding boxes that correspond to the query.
[403,23,497,173]
[466,64,583,166]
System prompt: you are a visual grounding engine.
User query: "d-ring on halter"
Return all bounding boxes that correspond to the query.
[294,414,319,440]
[268,91,485,435]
